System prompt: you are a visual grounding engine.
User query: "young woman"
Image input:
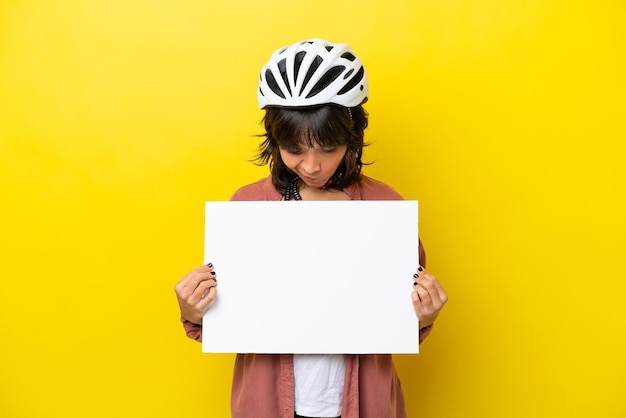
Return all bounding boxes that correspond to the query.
[174,38,448,418]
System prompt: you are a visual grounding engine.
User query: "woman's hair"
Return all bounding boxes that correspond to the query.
[254,104,369,194]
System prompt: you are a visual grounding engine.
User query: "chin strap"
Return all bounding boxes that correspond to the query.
[284,171,344,200]
[317,171,344,190]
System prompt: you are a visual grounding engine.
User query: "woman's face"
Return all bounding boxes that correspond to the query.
[279,140,347,189]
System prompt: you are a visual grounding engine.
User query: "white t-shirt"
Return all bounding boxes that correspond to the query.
[294,354,346,417]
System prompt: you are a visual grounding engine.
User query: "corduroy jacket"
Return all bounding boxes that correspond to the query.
[181,175,433,418]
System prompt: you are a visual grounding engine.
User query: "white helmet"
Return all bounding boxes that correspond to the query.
[257,38,369,109]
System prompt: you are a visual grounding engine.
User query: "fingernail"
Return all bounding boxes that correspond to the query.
[413,281,418,286]
[211,271,216,276]
[207,263,213,267]
[413,273,419,278]
[213,278,218,283]
[418,266,423,272]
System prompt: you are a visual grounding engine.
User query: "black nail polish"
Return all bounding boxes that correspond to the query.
[413,281,418,286]
[413,273,419,278]
[207,263,213,268]
[418,266,423,272]
[211,271,216,276]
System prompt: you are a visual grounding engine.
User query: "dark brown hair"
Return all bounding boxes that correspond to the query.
[254,105,369,193]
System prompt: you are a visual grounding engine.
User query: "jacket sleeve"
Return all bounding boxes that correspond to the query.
[179,178,273,343]
[419,323,434,343]
[181,318,203,342]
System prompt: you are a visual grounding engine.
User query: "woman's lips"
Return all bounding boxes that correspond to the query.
[300,174,317,183]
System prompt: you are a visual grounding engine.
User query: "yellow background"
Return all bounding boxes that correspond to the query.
[1,1,624,417]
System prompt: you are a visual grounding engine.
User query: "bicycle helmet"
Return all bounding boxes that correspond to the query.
[257,38,369,109]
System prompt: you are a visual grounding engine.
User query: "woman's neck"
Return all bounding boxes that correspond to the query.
[298,181,350,201]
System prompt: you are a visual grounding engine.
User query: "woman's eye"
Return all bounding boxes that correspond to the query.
[321,147,337,153]
[283,147,302,154]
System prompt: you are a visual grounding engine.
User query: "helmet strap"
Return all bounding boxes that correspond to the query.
[283,171,345,201]
[284,176,302,201]
[318,171,344,190]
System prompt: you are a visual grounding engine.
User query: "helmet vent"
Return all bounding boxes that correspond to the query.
[306,65,344,99]
[277,58,292,96]
[265,69,286,99]
[294,51,306,85]
[337,66,364,95]
[341,52,356,62]
[299,55,323,96]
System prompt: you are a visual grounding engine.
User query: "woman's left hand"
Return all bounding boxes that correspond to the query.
[411,266,448,329]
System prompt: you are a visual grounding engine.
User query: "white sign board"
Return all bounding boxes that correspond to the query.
[202,200,419,354]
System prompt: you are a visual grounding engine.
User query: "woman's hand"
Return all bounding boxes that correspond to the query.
[411,266,447,329]
[174,263,218,325]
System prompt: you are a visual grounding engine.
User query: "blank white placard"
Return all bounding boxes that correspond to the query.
[202,200,419,354]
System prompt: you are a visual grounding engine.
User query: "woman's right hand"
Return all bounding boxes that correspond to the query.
[174,263,218,325]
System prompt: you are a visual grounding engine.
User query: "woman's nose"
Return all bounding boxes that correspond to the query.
[300,150,321,173]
